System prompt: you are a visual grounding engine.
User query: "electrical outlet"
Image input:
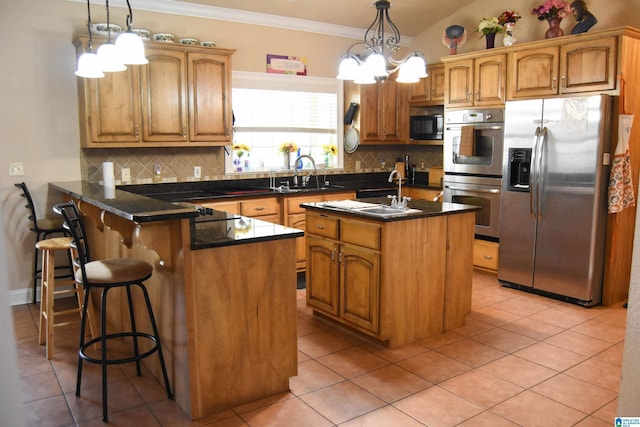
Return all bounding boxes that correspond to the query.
[9,162,24,176]
[194,166,201,179]
[121,168,131,182]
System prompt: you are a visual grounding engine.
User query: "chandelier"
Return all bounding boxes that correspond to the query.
[337,0,427,84]
[75,0,148,78]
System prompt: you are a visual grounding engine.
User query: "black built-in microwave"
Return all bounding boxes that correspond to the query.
[410,114,444,140]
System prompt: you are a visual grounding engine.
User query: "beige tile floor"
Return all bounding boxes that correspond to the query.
[13,270,627,426]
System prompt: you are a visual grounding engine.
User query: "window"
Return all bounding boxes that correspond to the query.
[227,71,344,174]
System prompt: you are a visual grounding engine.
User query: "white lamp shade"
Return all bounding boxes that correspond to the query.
[96,43,126,72]
[337,56,359,80]
[354,66,376,84]
[365,53,388,78]
[115,32,148,65]
[75,52,105,78]
[406,55,428,78]
[395,62,419,83]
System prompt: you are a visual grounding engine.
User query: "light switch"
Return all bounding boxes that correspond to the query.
[9,162,24,176]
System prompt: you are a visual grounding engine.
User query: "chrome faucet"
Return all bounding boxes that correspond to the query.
[293,154,320,188]
[388,169,411,208]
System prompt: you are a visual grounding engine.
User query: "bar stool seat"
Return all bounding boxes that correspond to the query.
[54,201,172,423]
[36,236,83,360]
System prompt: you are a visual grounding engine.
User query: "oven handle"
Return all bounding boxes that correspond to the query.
[444,185,501,194]
[446,125,503,131]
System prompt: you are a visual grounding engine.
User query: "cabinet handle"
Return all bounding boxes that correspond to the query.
[338,251,343,265]
[468,91,472,101]
[134,125,140,138]
[483,255,494,260]
[315,224,326,229]
[561,76,566,89]
[331,248,336,263]
[182,126,187,137]
[475,91,479,102]
[552,76,557,91]
[253,207,265,211]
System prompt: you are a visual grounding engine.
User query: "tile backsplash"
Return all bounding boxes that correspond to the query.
[81,145,443,184]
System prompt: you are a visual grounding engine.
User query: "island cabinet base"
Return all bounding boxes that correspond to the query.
[184,237,298,419]
[305,210,475,348]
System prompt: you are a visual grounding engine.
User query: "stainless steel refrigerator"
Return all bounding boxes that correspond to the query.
[498,95,612,306]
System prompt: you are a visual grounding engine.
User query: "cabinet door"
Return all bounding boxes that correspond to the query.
[307,236,340,315]
[507,46,560,99]
[188,52,232,143]
[408,78,429,103]
[140,49,188,142]
[86,67,141,144]
[288,213,307,268]
[340,244,380,333]
[445,59,473,108]
[560,37,617,94]
[360,83,382,142]
[474,54,506,106]
[430,64,446,103]
[381,78,401,141]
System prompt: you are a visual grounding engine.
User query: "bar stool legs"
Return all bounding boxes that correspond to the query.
[36,237,82,360]
[76,282,173,422]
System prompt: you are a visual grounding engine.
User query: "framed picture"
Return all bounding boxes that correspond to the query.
[267,54,307,75]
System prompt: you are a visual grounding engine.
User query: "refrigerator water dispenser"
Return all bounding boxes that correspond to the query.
[507,148,531,192]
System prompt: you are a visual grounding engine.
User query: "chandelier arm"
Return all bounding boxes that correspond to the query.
[382,8,401,51]
[106,0,111,42]
[125,0,133,30]
[86,0,94,50]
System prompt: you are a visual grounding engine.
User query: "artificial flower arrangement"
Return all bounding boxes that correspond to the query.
[531,0,571,21]
[477,16,502,37]
[322,144,338,156]
[232,143,251,157]
[498,10,522,25]
[279,142,298,153]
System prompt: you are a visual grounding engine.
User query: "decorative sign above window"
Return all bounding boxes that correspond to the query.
[267,54,307,75]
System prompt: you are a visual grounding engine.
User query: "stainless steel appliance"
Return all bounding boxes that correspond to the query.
[498,95,612,306]
[444,108,504,177]
[410,113,444,140]
[443,175,502,239]
[443,108,504,239]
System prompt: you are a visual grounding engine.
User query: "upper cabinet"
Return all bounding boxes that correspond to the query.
[444,54,506,108]
[73,36,234,148]
[345,75,408,144]
[408,63,445,105]
[507,36,617,99]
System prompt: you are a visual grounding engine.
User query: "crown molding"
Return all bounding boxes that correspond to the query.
[65,0,412,45]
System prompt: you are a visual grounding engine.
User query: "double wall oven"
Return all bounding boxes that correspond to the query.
[443,108,504,240]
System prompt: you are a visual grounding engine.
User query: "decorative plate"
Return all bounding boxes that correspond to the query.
[131,28,151,40]
[152,33,175,43]
[344,126,359,153]
[179,38,199,45]
[90,23,122,37]
[200,40,216,47]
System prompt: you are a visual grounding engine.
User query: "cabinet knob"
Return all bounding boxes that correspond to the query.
[134,125,140,138]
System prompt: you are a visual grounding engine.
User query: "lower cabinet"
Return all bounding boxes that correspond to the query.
[307,217,381,334]
[200,197,279,223]
[473,239,499,272]
[284,191,355,271]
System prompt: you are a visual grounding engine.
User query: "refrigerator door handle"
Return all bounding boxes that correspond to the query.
[537,127,548,219]
[530,127,542,219]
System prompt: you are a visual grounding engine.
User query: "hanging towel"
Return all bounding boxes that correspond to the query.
[458,126,475,156]
[608,114,635,213]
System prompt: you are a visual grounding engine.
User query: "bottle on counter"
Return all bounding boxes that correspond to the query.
[404,155,410,181]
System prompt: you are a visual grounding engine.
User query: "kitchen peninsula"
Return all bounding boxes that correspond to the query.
[49,181,302,420]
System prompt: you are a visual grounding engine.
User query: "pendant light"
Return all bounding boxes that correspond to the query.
[337,1,427,84]
[96,0,126,72]
[75,0,104,78]
[115,0,148,65]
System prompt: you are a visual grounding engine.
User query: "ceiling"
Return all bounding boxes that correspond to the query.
[177,0,470,37]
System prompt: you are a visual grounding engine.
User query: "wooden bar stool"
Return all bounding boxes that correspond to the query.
[36,237,84,360]
[54,201,172,423]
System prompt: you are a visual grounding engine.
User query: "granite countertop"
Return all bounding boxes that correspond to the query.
[301,197,479,222]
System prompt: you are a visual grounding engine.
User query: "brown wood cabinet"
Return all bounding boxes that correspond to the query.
[473,239,499,272]
[405,187,442,202]
[345,75,408,144]
[73,36,234,148]
[444,54,506,108]
[200,197,279,223]
[283,191,355,271]
[304,208,475,347]
[507,36,617,99]
[408,63,445,105]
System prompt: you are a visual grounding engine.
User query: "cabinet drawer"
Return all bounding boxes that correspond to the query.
[473,239,499,271]
[306,213,339,239]
[241,197,279,217]
[285,195,324,215]
[200,200,241,215]
[341,220,381,250]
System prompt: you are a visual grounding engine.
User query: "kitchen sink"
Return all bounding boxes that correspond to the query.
[356,205,422,217]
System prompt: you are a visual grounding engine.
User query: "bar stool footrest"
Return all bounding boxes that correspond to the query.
[79,332,160,366]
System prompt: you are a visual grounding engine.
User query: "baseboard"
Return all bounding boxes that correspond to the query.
[9,285,76,307]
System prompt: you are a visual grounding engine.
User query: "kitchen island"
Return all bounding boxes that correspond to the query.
[49,181,303,420]
[301,199,478,347]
